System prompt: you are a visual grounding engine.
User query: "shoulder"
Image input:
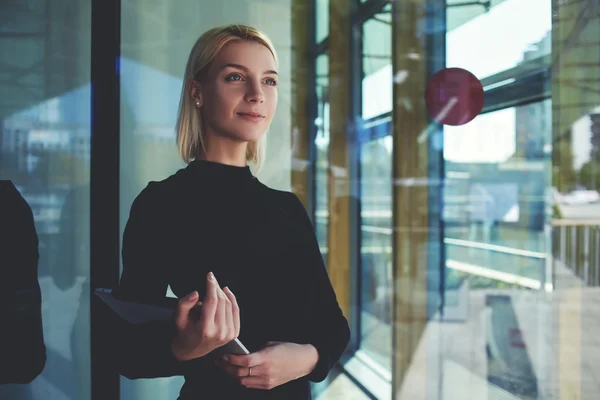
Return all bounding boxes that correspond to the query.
[256,182,311,223]
[128,167,190,215]
[0,180,30,214]
[0,181,35,233]
[135,166,191,201]
[0,180,20,199]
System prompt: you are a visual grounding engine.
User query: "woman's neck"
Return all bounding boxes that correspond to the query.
[201,133,248,167]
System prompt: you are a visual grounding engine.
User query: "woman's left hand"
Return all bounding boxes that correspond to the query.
[215,341,319,390]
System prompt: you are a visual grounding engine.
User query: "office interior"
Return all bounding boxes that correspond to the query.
[0,0,599,399]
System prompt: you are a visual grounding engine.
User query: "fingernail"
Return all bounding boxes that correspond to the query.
[223,286,229,292]
[187,291,198,301]
[208,272,215,281]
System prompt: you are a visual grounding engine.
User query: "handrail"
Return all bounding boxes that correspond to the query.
[552,221,599,287]
[444,238,546,259]
[551,219,600,226]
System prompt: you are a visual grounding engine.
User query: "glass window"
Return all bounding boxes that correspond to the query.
[444,101,551,288]
[314,0,598,398]
[0,1,92,399]
[359,134,393,371]
[361,6,392,120]
[355,10,394,375]
[447,0,551,79]
[316,0,329,44]
[437,1,597,399]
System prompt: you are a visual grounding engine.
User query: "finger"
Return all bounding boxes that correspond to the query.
[214,359,241,378]
[224,352,262,368]
[264,341,281,347]
[223,287,234,339]
[239,376,274,390]
[215,286,227,337]
[215,360,256,381]
[188,302,204,323]
[201,272,218,322]
[174,291,199,329]
[223,287,240,337]
[238,363,267,377]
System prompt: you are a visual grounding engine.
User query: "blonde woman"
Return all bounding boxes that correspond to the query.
[115,24,350,399]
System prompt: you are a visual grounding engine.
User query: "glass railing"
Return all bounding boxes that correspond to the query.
[552,220,600,287]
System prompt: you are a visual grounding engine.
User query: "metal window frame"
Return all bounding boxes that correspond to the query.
[306,0,318,224]
[348,0,365,357]
[308,0,391,364]
[90,0,121,399]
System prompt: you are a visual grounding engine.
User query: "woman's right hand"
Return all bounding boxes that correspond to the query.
[171,272,240,361]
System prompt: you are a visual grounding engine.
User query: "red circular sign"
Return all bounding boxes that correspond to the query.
[424,68,484,126]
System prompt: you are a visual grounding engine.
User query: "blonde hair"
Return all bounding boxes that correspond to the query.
[176,24,278,173]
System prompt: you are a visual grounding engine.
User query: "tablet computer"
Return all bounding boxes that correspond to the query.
[94,288,249,355]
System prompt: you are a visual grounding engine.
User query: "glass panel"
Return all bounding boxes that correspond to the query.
[362,12,392,120]
[444,100,551,290]
[119,2,293,399]
[360,135,393,371]
[315,53,330,260]
[316,0,329,44]
[433,1,597,399]
[314,0,599,397]
[447,0,551,79]
[0,1,92,399]
[355,11,394,375]
[441,105,554,398]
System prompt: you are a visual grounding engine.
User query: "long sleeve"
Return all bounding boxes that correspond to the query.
[284,193,351,383]
[0,181,46,384]
[115,184,207,379]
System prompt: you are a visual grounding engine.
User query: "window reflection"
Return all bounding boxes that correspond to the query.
[447,0,551,79]
[359,135,393,371]
[444,101,552,297]
[0,1,91,398]
[316,0,599,398]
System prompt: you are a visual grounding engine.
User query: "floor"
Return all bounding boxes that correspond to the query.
[322,260,599,400]
[317,374,371,400]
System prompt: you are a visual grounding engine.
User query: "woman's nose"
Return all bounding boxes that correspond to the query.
[245,83,264,103]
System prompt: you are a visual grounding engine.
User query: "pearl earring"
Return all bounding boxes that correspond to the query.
[195,101,200,107]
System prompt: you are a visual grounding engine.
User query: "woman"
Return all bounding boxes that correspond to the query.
[0,180,46,392]
[115,24,350,399]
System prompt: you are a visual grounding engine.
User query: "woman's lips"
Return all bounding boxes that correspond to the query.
[237,112,265,122]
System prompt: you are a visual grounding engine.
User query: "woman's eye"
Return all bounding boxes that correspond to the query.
[226,74,243,82]
[265,78,277,86]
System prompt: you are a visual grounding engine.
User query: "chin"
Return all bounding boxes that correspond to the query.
[231,129,267,143]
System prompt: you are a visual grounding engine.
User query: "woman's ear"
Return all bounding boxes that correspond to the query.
[190,80,203,107]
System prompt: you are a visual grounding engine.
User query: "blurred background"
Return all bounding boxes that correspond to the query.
[0,0,598,399]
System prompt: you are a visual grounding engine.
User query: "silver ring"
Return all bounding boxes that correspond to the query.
[248,367,252,377]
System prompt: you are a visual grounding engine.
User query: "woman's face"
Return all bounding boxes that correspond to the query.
[196,40,278,144]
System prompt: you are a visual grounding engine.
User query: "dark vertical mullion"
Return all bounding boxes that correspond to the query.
[90,0,121,399]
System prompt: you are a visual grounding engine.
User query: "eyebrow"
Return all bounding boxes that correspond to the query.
[220,63,278,76]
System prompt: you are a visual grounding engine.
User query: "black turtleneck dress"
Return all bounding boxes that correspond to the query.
[114,160,350,399]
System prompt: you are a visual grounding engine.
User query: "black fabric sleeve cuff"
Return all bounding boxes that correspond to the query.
[306,339,332,383]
